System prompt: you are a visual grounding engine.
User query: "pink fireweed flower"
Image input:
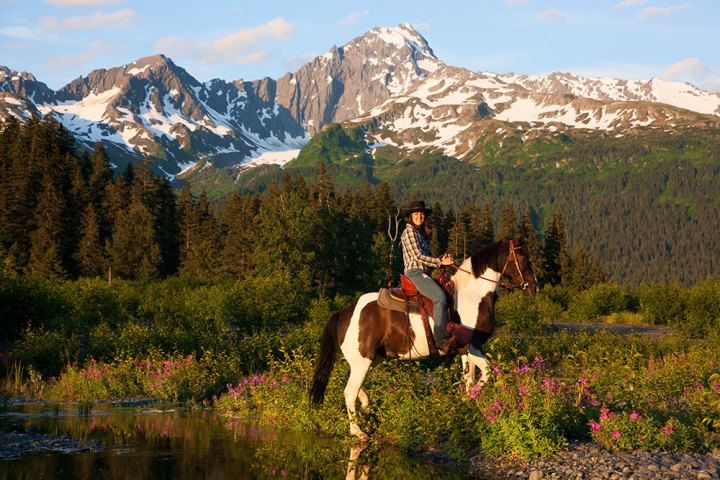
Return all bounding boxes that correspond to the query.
[630,412,642,422]
[599,407,612,422]
[612,431,621,440]
[492,399,506,413]
[591,422,601,432]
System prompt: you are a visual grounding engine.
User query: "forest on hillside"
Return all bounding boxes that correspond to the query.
[232,123,720,286]
[0,117,603,292]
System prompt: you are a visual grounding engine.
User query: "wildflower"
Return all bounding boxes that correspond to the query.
[630,412,642,422]
[612,431,621,440]
[591,422,601,432]
[599,407,612,421]
[492,399,506,413]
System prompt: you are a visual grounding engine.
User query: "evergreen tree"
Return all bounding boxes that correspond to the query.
[74,203,105,277]
[497,204,520,240]
[463,202,483,254]
[563,245,607,291]
[478,201,495,246]
[311,162,335,207]
[26,173,67,278]
[221,193,259,278]
[179,191,221,279]
[543,211,567,286]
[518,206,543,279]
[447,211,468,260]
[107,197,161,280]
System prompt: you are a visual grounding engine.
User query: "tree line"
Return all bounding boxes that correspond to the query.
[0,117,605,293]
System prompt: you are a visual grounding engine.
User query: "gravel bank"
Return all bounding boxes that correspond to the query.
[468,440,720,479]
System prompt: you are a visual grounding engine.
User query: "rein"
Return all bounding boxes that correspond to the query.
[449,240,531,290]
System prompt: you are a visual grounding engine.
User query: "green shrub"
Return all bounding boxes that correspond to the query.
[0,274,69,340]
[496,290,543,334]
[14,328,79,378]
[568,283,630,322]
[637,283,686,326]
[682,278,720,338]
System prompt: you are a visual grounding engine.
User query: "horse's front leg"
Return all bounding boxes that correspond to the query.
[463,348,491,392]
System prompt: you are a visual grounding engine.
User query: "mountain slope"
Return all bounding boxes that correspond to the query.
[1,23,719,181]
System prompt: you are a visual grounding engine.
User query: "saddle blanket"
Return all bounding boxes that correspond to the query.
[377,288,422,314]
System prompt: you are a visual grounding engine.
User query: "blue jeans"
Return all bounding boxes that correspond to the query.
[404,268,448,342]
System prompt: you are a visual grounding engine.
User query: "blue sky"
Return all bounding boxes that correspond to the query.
[2,0,719,92]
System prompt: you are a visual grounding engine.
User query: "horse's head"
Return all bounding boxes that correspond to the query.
[500,237,538,296]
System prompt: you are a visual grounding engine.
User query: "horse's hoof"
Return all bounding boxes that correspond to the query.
[350,424,370,443]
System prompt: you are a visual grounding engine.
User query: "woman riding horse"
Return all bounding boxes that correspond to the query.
[399,200,455,352]
[310,235,538,441]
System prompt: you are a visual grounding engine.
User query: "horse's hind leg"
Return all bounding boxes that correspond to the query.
[344,360,372,441]
[345,369,369,411]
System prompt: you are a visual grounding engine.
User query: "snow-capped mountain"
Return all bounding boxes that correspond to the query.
[1,23,719,178]
[355,66,720,160]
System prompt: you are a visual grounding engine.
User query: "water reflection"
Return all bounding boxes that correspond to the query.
[0,403,472,479]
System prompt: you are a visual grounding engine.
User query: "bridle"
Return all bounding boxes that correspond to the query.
[450,240,533,291]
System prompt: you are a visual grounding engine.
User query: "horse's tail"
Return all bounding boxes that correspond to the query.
[310,311,340,405]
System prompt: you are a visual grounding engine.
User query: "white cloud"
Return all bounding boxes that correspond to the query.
[44,0,125,6]
[637,4,688,20]
[506,0,530,5]
[614,0,646,7]
[537,10,566,22]
[45,40,122,72]
[700,79,720,93]
[337,10,369,26]
[154,17,294,66]
[662,57,712,81]
[661,57,720,92]
[0,26,45,40]
[41,9,138,30]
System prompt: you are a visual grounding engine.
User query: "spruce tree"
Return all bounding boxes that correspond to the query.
[74,203,105,277]
[497,204,520,240]
[543,211,567,286]
[447,211,468,260]
[107,197,161,280]
[518,206,543,279]
[478,202,495,246]
[220,193,259,278]
[26,173,67,278]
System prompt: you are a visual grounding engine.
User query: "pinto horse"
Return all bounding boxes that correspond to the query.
[310,237,538,440]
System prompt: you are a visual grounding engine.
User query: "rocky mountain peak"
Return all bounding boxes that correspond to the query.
[0,66,56,104]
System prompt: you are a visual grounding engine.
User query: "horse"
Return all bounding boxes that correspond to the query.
[309,237,538,441]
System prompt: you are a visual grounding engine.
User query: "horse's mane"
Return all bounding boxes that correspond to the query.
[469,240,504,278]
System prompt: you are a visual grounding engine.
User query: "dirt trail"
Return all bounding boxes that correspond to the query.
[550,322,675,336]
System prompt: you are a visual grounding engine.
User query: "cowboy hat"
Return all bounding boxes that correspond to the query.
[402,200,433,217]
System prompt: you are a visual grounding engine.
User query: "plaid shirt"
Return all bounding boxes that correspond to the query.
[400,223,440,274]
